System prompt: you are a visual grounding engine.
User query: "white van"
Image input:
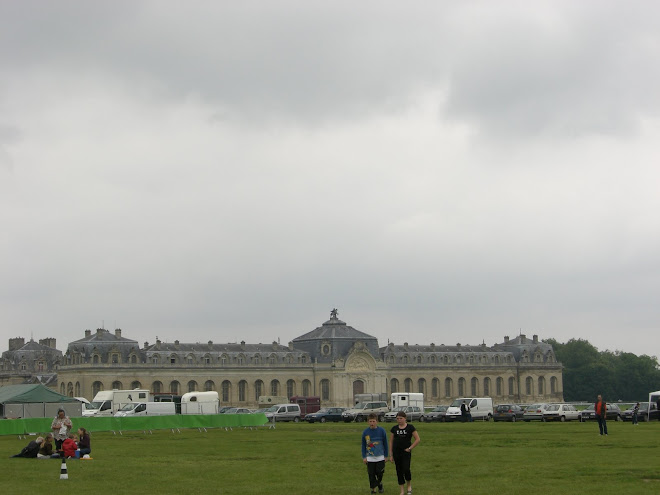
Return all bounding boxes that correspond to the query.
[84,389,151,417]
[263,403,302,422]
[445,397,493,421]
[180,391,219,415]
[391,393,424,410]
[114,402,176,417]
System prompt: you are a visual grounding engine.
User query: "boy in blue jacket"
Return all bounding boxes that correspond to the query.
[361,413,388,494]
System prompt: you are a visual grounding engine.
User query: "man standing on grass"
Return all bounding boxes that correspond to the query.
[362,413,388,494]
[595,394,608,436]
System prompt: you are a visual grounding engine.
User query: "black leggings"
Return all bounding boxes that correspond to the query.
[366,460,385,489]
[393,449,412,486]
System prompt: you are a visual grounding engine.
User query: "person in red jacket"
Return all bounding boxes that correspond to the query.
[62,434,78,458]
[595,394,608,436]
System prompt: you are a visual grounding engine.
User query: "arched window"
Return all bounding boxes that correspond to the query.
[238,380,247,401]
[112,381,123,390]
[550,376,558,394]
[254,380,264,401]
[443,355,449,365]
[131,381,142,389]
[187,354,195,365]
[170,380,180,395]
[60,383,65,395]
[432,378,439,397]
[417,378,426,395]
[320,379,330,401]
[270,379,280,396]
[269,354,277,365]
[404,378,413,393]
[92,381,103,396]
[93,355,100,364]
[496,377,503,396]
[458,378,465,396]
[75,382,81,396]
[471,377,478,396]
[416,355,422,364]
[169,354,177,365]
[152,381,162,394]
[508,377,515,396]
[538,376,545,396]
[445,378,452,397]
[389,355,395,365]
[131,354,138,364]
[430,355,436,364]
[525,376,533,395]
[221,354,229,365]
[494,355,500,364]
[253,354,261,365]
[403,355,409,365]
[302,379,311,396]
[287,379,296,398]
[67,382,74,397]
[390,378,399,393]
[152,354,160,364]
[188,380,198,392]
[483,377,491,396]
[221,380,231,402]
[205,380,215,392]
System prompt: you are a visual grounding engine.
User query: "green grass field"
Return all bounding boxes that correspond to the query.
[2,420,659,494]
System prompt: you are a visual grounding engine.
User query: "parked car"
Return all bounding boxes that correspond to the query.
[342,401,389,422]
[218,406,233,414]
[621,402,660,422]
[305,407,346,423]
[421,405,448,422]
[223,407,253,414]
[542,403,579,422]
[384,406,424,422]
[264,403,302,422]
[493,404,525,422]
[579,403,622,422]
[523,403,551,421]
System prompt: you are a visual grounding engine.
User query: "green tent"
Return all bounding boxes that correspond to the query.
[0,384,78,404]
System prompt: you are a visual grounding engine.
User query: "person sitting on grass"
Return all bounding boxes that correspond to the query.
[37,433,58,458]
[77,427,91,456]
[62,433,78,458]
[11,437,43,458]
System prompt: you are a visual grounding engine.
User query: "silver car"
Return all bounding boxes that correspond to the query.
[384,406,424,422]
[523,403,551,421]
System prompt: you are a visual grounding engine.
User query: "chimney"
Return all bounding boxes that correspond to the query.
[174,340,180,347]
[208,340,213,345]
[85,330,91,338]
[96,328,104,336]
[520,334,526,342]
[39,338,57,349]
[8,337,25,352]
[115,329,122,338]
[430,343,435,349]
[504,336,509,344]
[533,334,538,343]
[144,341,149,349]
[403,342,408,350]
[288,341,294,351]
[240,340,246,350]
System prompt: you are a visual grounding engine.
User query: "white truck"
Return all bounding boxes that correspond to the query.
[180,391,219,414]
[391,393,424,410]
[114,402,176,417]
[445,397,493,421]
[83,389,151,417]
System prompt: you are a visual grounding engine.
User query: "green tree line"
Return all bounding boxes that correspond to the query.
[544,338,660,402]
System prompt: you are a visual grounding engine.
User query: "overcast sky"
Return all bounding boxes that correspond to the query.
[1,1,659,359]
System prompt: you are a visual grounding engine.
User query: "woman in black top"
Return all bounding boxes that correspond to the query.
[388,411,421,495]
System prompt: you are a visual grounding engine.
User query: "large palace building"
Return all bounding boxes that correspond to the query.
[6,310,564,406]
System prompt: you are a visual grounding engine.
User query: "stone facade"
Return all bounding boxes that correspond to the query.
[54,311,564,406]
[0,337,62,387]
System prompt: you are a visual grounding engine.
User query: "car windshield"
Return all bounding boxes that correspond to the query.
[353,402,367,409]
[433,406,447,412]
[546,405,559,411]
[118,402,137,411]
[264,406,278,412]
[450,399,467,407]
[390,406,406,412]
[525,404,540,411]
[87,401,104,409]
[315,409,330,414]
[496,405,512,411]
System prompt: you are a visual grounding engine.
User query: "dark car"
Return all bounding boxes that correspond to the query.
[493,404,525,422]
[621,402,660,422]
[305,407,346,423]
[421,405,448,422]
[578,403,622,422]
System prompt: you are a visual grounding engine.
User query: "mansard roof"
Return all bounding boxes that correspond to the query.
[293,316,377,342]
[70,328,138,346]
[144,341,306,356]
[381,343,513,355]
